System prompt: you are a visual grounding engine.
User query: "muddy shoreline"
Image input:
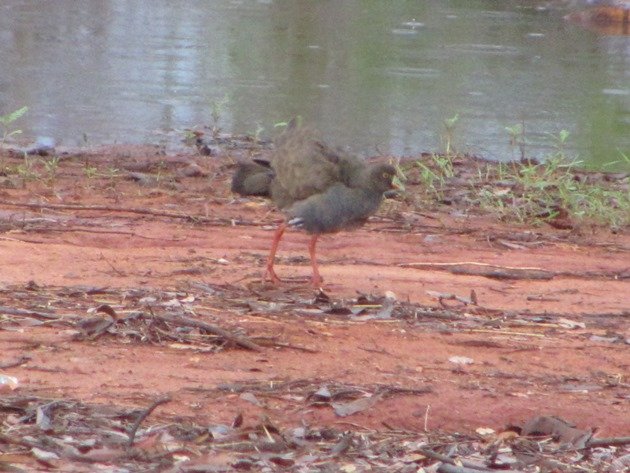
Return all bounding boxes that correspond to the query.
[0,141,628,471]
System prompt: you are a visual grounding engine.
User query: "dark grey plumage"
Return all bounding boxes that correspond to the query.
[231,118,397,286]
[231,161,273,197]
[269,119,369,210]
[286,164,396,234]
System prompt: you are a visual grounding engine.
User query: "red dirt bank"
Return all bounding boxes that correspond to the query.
[0,144,628,442]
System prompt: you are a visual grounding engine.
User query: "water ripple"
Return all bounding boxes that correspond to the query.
[385,67,441,79]
[446,43,521,55]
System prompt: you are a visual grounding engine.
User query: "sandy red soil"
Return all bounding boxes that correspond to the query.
[0,145,628,440]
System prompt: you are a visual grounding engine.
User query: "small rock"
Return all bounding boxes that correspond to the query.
[449,356,474,365]
[177,163,206,178]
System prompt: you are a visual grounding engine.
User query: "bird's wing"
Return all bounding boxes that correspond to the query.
[231,162,274,196]
[271,122,342,204]
[285,184,380,234]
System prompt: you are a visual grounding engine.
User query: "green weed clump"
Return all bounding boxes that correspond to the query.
[396,121,629,231]
[412,153,456,203]
[0,106,28,144]
[476,154,629,230]
[1,106,29,171]
[475,130,629,230]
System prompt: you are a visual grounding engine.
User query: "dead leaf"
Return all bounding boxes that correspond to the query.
[521,416,594,447]
[332,395,380,417]
[240,392,261,406]
[31,447,59,463]
[557,318,586,329]
[449,356,474,365]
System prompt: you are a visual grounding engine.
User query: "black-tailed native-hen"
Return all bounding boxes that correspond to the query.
[232,119,396,287]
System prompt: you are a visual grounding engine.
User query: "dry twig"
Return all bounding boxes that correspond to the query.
[127,395,172,447]
[150,313,264,352]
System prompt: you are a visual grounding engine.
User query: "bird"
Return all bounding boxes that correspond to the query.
[232,119,397,287]
[231,160,273,197]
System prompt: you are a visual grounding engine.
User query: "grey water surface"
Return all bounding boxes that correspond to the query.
[0,0,628,168]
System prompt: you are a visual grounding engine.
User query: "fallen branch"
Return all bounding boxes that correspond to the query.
[0,200,227,224]
[418,448,494,472]
[426,290,476,307]
[263,341,319,353]
[0,236,46,244]
[151,313,264,352]
[0,355,31,369]
[401,261,628,281]
[0,305,75,321]
[381,386,433,396]
[127,395,171,447]
[0,199,277,229]
[587,436,630,448]
[437,465,505,473]
[99,252,126,277]
[402,261,546,271]
[467,329,545,338]
[30,227,186,240]
[401,261,554,280]
[450,266,553,280]
[0,432,43,449]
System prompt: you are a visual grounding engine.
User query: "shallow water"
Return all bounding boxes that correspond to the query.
[0,0,628,168]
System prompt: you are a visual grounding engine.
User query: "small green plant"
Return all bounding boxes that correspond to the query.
[390,160,407,193]
[442,114,459,156]
[253,123,265,142]
[546,129,570,151]
[474,149,629,229]
[105,167,120,178]
[15,154,39,180]
[183,129,196,141]
[505,123,527,161]
[42,155,61,186]
[105,167,120,189]
[505,123,522,145]
[412,153,456,202]
[433,153,455,179]
[210,94,230,137]
[155,160,167,184]
[602,150,630,170]
[1,106,29,170]
[84,164,98,179]
[274,116,302,130]
[405,121,627,230]
[0,106,28,144]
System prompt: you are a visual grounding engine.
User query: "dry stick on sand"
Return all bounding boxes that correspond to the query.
[0,200,269,227]
[0,305,75,321]
[37,227,186,240]
[2,201,217,222]
[418,448,495,472]
[99,252,126,277]
[127,395,172,448]
[0,200,224,223]
[586,436,630,448]
[0,355,31,369]
[149,313,264,352]
[401,261,554,280]
[402,261,627,281]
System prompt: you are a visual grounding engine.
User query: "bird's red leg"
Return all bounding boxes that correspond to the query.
[308,234,323,287]
[263,223,286,284]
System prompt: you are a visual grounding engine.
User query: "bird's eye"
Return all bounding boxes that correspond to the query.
[382,172,389,179]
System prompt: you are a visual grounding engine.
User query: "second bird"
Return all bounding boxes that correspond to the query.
[232,118,396,287]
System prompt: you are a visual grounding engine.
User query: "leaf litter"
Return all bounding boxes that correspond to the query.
[1,281,628,471]
[0,141,628,470]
